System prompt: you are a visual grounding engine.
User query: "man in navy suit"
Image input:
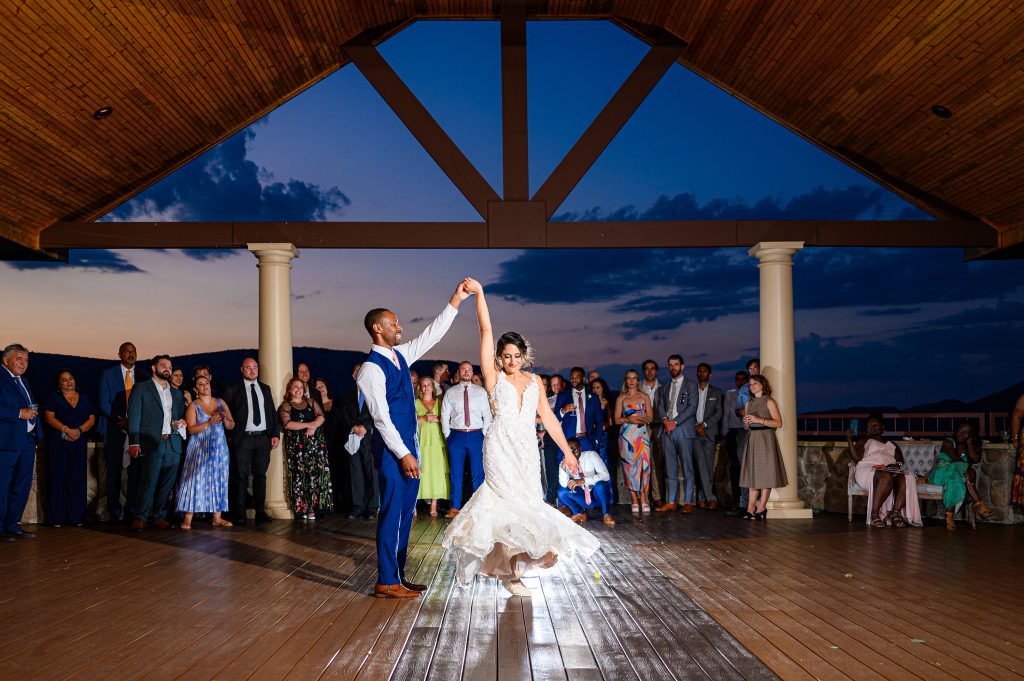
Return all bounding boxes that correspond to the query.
[98,341,148,522]
[554,367,603,456]
[0,344,42,541]
[127,355,186,531]
[656,354,700,513]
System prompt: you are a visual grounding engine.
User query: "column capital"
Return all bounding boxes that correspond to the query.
[748,241,804,264]
[247,242,300,263]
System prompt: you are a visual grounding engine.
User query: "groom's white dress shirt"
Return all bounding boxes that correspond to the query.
[356,303,458,459]
[440,381,492,438]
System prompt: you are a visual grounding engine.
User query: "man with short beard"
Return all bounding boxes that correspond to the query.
[128,355,186,531]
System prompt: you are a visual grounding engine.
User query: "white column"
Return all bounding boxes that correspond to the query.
[248,243,299,519]
[748,241,813,519]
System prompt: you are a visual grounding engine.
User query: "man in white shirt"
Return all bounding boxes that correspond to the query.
[357,278,474,599]
[558,439,615,526]
[641,359,665,506]
[441,361,491,517]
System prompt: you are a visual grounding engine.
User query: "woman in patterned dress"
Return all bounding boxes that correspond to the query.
[178,375,234,529]
[614,369,652,513]
[278,377,333,520]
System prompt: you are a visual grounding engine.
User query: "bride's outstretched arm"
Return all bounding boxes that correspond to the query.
[472,282,498,391]
[536,376,579,473]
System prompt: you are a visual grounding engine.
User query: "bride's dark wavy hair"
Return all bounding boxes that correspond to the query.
[494,331,534,369]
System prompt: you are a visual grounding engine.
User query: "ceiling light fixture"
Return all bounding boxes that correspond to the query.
[92,106,113,120]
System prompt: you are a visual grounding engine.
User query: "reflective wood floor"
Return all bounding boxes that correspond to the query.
[1,509,1020,680]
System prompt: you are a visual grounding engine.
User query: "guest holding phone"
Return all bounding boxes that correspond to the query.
[178,375,234,529]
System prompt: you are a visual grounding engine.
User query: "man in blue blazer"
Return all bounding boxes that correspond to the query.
[0,343,42,540]
[554,367,604,457]
[98,341,148,522]
[655,354,699,513]
[127,354,186,531]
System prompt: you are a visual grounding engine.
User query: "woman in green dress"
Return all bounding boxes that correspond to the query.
[416,375,450,516]
[928,421,994,529]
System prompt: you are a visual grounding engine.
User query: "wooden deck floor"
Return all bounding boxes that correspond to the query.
[0,511,1019,680]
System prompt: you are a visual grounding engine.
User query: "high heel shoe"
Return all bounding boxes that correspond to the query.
[945,510,956,531]
[974,500,996,520]
[753,511,767,521]
[742,511,755,520]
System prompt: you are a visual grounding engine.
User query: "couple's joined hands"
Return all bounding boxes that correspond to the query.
[454,277,483,301]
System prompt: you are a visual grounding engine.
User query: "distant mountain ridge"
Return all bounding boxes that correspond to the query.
[820,379,1024,414]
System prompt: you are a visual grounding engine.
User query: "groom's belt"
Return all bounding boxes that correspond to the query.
[450,428,481,433]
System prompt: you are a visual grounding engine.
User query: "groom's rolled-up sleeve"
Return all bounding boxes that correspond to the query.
[356,360,411,459]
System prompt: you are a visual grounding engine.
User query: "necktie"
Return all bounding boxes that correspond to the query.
[124,370,133,402]
[358,390,364,412]
[464,385,471,427]
[16,377,34,427]
[250,382,262,426]
[577,390,585,433]
[669,380,680,419]
[391,350,401,369]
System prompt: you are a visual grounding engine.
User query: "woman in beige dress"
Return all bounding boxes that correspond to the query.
[739,374,788,520]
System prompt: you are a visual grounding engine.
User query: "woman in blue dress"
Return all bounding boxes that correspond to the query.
[178,375,235,529]
[42,370,96,527]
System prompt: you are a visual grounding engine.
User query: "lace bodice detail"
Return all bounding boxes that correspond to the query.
[490,372,539,428]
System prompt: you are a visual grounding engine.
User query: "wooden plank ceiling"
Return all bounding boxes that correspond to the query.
[1,1,1022,256]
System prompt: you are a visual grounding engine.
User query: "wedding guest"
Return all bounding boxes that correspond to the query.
[191,364,215,397]
[471,372,483,387]
[170,366,191,405]
[555,367,602,453]
[587,370,600,383]
[641,359,664,507]
[98,341,145,523]
[656,355,698,513]
[314,377,347,513]
[441,361,491,517]
[178,375,234,529]
[431,361,450,397]
[559,439,615,526]
[928,421,995,530]
[615,369,652,513]
[416,376,449,516]
[723,370,749,515]
[340,362,378,519]
[128,355,186,531]
[410,369,419,391]
[739,374,788,520]
[541,374,567,503]
[0,343,41,540]
[590,377,618,498]
[221,357,279,525]
[693,363,723,510]
[278,378,332,520]
[847,413,920,528]
[42,370,95,527]
[296,363,313,399]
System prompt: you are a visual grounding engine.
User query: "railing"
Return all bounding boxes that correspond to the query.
[797,412,1011,440]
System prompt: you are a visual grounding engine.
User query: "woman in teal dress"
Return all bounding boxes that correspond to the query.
[278,377,333,520]
[928,421,994,529]
[614,370,652,513]
[416,375,449,516]
[178,375,234,529]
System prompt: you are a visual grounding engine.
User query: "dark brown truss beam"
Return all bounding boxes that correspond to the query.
[532,32,687,218]
[340,34,500,219]
[40,220,997,250]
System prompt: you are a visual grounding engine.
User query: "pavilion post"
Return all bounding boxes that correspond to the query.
[748,241,813,519]
[248,243,299,519]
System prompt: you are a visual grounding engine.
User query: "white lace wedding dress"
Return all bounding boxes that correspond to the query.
[443,372,600,586]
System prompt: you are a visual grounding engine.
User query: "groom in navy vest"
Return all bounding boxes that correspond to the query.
[357,278,474,599]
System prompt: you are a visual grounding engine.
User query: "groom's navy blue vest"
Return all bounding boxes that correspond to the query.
[365,349,418,459]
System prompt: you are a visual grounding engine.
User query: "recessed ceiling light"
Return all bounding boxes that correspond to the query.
[931,104,952,119]
[93,106,113,120]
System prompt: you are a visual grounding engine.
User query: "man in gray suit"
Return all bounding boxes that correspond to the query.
[693,363,724,510]
[127,355,186,531]
[655,354,699,513]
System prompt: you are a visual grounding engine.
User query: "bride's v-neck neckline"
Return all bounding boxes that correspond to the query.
[499,371,530,415]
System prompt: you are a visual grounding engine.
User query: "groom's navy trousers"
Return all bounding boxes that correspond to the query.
[375,448,419,584]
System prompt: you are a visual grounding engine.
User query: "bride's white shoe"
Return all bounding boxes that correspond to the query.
[501,579,532,597]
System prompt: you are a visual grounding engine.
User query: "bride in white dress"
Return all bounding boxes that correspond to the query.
[443,281,600,596]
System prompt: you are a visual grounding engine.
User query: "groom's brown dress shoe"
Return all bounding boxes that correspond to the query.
[374,583,421,599]
[401,579,428,592]
[444,508,460,519]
